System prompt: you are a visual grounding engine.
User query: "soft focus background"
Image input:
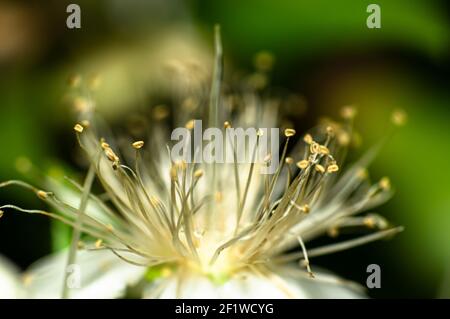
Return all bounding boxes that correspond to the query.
[0,0,448,298]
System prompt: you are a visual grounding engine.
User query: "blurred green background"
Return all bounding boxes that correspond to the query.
[0,0,448,298]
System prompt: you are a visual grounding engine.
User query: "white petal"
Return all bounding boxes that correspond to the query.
[147,266,364,299]
[25,248,145,299]
[0,255,25,298]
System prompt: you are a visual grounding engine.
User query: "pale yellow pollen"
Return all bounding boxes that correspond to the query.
[37,190,48,200]
[296,159,309,169]
[284,128,296,137]
[132,140,144,149]
[391,109,407,126]
[341,106,357,119]
[185,119,195,130]
[303,134,313,144]
[194,169,204,179]
[95,239,103,248]
[315,164,325,173]
[74,123,84,133]
[327,163,339,173]
[285,157,294,165]
[224,121,231,129]
[379,177,391,190]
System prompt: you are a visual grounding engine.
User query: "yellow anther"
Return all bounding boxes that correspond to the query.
[73,97,91,112]
[175,160,187,170]
[296,160,309,169]
[185,119,195,130]
[153,105,169,120]
[104,148,119,163]
[95,239,103,248]
[224,121,231,129]
[341,106,357,119]
[74,123,84,133]
[302,204,310,214]
[284,128,296,137]
[364,217,376,228]
[285,157,294,165]
[337,132,350,146]
[391,109,407,126]
[310,142,320,154]
[319,145,330,155]
[81,120,90,128]
[303,134,313,144]
[357,168,368,179]
[194,169,204,179]
[132,141,144,149]
[37,190,48,200]
[379,177,391,190]
[257,128,264,136]
[254,51,275,72]
[315,164,325,173]
[328,227,339,238]
[105,224,114,232]
[0,210,3,218]
[101,141,110,149]
[327,164,339,173]
[326,126,334,136]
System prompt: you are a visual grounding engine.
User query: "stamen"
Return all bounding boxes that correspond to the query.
[379,177,391,190]
[303,134,313,144]
[296,160,309,169]
[74,123,84,133]
[284,128,296,137]
[132,141,145,149]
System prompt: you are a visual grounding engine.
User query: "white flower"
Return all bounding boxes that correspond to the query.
[0,30,402,299]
